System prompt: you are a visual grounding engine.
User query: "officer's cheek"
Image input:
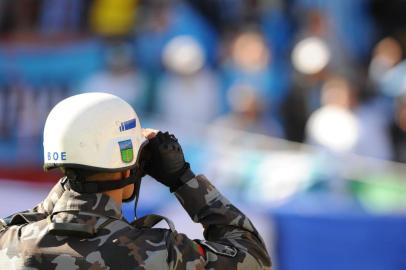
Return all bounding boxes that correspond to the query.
[123,184,135,201]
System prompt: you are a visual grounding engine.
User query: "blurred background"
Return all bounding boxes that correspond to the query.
[0,0,406,269]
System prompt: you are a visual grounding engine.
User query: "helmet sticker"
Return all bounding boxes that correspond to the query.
[119,118,136,132]
[118,140,134,163]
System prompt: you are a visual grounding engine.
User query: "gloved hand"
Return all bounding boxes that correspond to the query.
[139,131,195,192]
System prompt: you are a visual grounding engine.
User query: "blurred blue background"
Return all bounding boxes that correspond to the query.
[0,0,406,269]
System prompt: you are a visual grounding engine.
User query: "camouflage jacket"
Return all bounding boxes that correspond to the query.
[0,175,271,269]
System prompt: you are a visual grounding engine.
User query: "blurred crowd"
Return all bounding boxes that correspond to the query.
[1,0,406,163]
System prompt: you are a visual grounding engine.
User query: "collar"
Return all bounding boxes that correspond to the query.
[52,189,122,220]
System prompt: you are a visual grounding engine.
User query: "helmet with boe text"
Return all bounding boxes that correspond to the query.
[44,92,145,171]
[43,93,146,201]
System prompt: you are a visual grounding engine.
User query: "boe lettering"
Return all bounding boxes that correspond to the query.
[47,152,67,161]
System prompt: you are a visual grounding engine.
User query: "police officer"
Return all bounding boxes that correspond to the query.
[0,93,271,269]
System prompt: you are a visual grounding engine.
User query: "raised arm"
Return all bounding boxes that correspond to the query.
[172,174,271,269]
[140,130,271,269]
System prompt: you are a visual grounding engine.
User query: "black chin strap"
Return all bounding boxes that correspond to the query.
[66,175,137,194]
[65,168,144,219]
[132,178,142,219]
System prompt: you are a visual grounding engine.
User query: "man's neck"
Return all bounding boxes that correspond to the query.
[103,189,123,208]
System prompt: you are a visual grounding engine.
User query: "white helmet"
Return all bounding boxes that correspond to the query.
[43,92,146,171]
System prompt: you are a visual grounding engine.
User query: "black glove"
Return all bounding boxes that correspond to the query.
[140,132,195,192]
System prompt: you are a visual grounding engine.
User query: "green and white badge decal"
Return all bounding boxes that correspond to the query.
[118,139,133,163]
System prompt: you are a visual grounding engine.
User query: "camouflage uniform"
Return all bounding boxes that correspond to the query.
[0,175,271,269]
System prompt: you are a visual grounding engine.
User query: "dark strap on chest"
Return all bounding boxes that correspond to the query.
[131,214,177,233]
[48,222,97,238]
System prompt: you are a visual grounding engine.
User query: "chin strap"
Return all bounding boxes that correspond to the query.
[65,175,138,194]
[132,178,142,219]
[64,168,144,219]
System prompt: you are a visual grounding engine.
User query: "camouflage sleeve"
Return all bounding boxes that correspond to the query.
[168,174,271,269]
